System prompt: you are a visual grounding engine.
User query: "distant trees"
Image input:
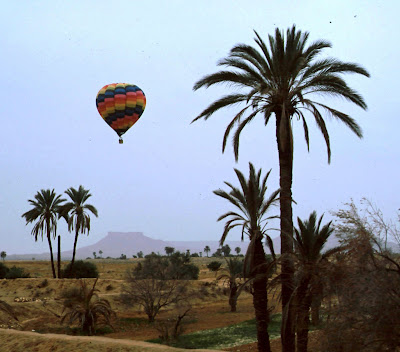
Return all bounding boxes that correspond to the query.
[165,246,175,256]
[204,246,211,257]
[98,250,103,258]
[221,244,231,257]
[22,189,66,278]
[0,251,6,261]
[137,251,144,258]
[235,247,241,256]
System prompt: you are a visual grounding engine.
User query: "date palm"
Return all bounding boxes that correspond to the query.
[216,257,244,312]
[22,189,65,278]
[60,185,98,272]
[61,279,114,335]
[214,163,279,352]
[293,211,341,352]
[193,25,369,351]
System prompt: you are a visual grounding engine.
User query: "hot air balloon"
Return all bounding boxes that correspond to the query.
[96,83,146,144]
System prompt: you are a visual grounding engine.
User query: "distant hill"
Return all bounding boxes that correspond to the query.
[7,231,398,260]
[7,232,250,260]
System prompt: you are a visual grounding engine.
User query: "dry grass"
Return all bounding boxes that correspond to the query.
[0,258,269,352]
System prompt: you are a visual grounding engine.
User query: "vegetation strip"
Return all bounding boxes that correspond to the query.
[148,314,281,350]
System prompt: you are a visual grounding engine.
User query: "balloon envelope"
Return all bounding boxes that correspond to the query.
[96,83,146,141]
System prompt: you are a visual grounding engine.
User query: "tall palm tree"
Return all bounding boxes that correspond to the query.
[293,211,341,352]
[60,185,98,272]
[193,25,369,351]
[22,189,65,278]
[214,163,279,352]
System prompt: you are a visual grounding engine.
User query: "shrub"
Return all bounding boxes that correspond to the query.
[5,266,30,279]
[38,279,49,288]
[207,261,222,272]
[62,260,99,279]
[134,252,199,280]
[0,263,9,279]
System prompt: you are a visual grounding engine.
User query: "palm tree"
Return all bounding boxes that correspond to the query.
[216,257,244,312]
[204,245,211,257]
[61,279,114,335]
[214,163,279,352]
[0,251,6,262]
[193,25,369,351]
[22,189,65,278]
[293,211,341,352]
[60,185,98,272]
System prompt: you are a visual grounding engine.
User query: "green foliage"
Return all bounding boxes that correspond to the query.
[21,188,66,278]
[207,261,222,272]
[0,263,30,279]
[149,314,282,349]
[0,263,8,279]
[6,266,30,279]
[134,252,199,280]
[221,244,231,256]
[62,260,99,279]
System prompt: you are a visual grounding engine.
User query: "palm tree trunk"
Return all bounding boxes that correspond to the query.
[71,229,79,270]
[276,112,295,352]
[57,235,61,279]
[46,226,56,279]
[296,278,312,352]
[252,235,272,352]
[229,285,238,312]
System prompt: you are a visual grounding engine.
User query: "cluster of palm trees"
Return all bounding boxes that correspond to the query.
[193,25,369,352]
[21,186,98,278]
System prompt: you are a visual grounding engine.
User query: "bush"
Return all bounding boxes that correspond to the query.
[6,266,30,279]
[134,252,199,280]
[207,261,222,272]
[0,263,9,279]
[62,260,99,279]
[38,279,49,288]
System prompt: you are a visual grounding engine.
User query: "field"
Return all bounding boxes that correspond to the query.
[0,259,322,351]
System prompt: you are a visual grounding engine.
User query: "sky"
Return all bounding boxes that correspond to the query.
[0,0,399,255]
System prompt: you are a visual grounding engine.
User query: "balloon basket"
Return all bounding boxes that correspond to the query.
[119,138,123,144]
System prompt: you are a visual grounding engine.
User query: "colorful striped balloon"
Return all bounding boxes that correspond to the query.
[96,83,146,143]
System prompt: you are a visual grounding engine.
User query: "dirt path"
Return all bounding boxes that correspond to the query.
[0,328,222,352]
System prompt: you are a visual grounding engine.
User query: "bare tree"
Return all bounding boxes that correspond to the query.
[121,270,189,322]
[322,200,400,351]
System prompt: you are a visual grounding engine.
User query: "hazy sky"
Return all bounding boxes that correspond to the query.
[1,1,398,254]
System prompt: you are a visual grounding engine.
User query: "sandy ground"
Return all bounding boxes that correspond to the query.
[0,260,322,352]
[0,328,222,352]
